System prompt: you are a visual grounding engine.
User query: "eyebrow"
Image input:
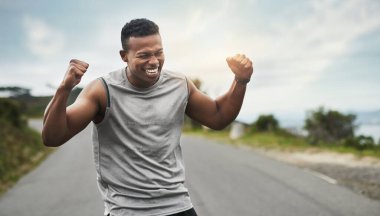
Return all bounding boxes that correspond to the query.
[136,49,163,55]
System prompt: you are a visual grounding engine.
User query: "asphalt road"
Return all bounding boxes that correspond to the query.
[0,120,379,216]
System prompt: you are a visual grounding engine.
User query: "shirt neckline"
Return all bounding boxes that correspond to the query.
[122,67,164,92]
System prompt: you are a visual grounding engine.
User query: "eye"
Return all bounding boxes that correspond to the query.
[155,51,164,57]
[137,54,150,59]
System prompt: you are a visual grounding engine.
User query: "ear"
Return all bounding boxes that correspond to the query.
[119,50,128,63]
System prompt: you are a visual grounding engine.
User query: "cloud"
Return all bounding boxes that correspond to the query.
[163,0,379,103]
[0,60,67,95]
[184,0,230,38]
[148,0,380,114]
[23,16,65,59]
[2,0,378,122]
[252,0,380,87]
[233,0,380,121]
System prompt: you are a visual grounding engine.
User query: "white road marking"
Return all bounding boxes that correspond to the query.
[306,169,338,185]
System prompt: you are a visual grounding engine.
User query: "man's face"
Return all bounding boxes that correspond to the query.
[120,34,165,88]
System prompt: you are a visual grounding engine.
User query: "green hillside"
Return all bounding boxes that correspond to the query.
[0,98,52,196]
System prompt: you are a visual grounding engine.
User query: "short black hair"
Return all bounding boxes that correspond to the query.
[121,18,160,51]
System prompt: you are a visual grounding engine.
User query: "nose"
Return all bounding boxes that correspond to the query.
[148,55,159,65]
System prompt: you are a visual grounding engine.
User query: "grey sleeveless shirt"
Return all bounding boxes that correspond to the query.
[92,68,193,216]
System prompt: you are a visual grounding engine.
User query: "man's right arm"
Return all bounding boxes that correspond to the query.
[42,59,102,147]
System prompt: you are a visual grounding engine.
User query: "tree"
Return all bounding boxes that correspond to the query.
[254,114,279,132]
[304,107,356,144]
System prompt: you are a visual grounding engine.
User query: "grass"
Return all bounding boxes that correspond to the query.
[0,98,54,197]
[184,129,380,159]
[0,122,54,197]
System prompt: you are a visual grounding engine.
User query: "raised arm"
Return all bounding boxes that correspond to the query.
[185,54,253,130]
[42,59,105,147]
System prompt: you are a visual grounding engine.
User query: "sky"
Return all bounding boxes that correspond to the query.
[1,0,380,126]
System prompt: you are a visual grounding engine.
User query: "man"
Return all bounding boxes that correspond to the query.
[42,18,253,216]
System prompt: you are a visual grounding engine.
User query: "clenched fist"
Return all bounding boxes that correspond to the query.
[226,54,253,82]
[61,59,89,91]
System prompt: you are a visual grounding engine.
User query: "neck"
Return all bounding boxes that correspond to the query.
[125,67,159,88]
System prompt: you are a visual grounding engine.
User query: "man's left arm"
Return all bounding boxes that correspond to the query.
[185,54,253,130]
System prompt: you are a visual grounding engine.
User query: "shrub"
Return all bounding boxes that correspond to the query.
[0,98,26,128]
[304,107,356,144]
[344,135,376,151]
[254,114,279,132]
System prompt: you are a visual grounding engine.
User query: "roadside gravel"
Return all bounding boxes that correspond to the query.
[304,163,380,200]
[257,149,380,201]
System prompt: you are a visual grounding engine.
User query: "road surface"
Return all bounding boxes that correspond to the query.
[0,120,379,216]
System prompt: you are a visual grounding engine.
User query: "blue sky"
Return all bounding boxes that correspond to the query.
[1,0,380,126]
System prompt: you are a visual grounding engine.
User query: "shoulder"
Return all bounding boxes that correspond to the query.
[78,79,104,103]
[162,69,187,81]
[161,69,189,89]
[74,77,107,118]
[161,69,189,94]
[101,68,125,85]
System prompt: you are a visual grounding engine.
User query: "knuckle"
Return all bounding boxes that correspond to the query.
[68,65,76,72]
[69,62,77,69]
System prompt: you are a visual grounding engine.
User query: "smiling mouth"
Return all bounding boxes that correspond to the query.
[146,68,159,77]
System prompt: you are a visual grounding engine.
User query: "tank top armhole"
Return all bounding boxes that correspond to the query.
[99,77,110,108]
[184,76,190,102]
[95,77,111,127]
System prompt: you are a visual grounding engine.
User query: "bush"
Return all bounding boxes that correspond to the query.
[253,114,279,132]
[304,107,356,144]
[344,135,377,151]
[0,122,45,190]
[0,98,26,128]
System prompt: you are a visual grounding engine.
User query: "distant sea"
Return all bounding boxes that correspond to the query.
[355,110,380,142]
[357,124,380,143]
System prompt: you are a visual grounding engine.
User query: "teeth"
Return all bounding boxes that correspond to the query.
[146,68,158,74]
